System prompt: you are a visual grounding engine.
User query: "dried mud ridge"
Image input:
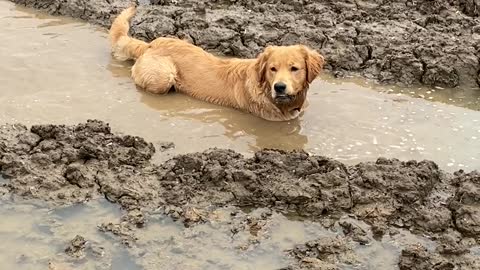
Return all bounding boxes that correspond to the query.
[1,120,479,269]
[10,0,480,88]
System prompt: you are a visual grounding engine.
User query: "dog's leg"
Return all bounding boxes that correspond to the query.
[131,52,177,94]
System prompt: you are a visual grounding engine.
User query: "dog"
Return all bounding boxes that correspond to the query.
[109,6,324,121]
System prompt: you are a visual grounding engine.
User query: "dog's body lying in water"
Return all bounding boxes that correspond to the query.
[109,7,324,121]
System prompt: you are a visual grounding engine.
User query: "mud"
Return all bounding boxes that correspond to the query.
[9,0,480,88]
[1,120,479,268]
[286,230,480,270]
[65,235,87,258]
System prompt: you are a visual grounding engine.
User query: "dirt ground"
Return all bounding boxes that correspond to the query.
[9,0,480,89]
[1,120,479,269]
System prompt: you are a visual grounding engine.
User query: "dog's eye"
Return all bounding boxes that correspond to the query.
[270,67,277,72]
[291,66,299,72]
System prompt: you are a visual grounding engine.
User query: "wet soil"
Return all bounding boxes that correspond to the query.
[9,0,480,89]
[1,1,479,268]
[1,120,479,269]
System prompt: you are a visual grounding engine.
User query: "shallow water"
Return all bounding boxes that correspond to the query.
[0,197,128,270]
[131,209,332,270]
[0,195,443,270]
[1,1,480,269]
[0,1,479,172]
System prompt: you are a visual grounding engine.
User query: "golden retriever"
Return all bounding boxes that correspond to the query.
[109,6,324,121]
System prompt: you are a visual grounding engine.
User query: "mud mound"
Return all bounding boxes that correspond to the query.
[161,150,480,243]
[398,243,480,270]
[0,120,157,205]
[285,235,480,270]
[10,0,480,88]
[159,149,352,215]
[285,236,358,270]
[449,170,480,238]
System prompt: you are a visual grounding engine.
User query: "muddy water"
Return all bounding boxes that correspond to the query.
[1,2,480,269]
[1,1,479,172]
[0,195,131,270]
[0,191,442,270]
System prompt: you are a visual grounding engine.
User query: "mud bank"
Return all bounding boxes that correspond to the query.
[9,0,480,89]
[1,120,479,268]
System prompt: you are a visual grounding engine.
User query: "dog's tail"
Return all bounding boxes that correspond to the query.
[109,6,149,61]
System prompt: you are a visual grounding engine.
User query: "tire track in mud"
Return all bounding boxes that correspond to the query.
[10,0,480,88]
[1,120,479,269]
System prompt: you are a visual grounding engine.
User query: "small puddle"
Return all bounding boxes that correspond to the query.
[337,218,437,270]
[0,197,133,269]
[131,208,333,269]
[0,195,477,269]
[130,209,453,270]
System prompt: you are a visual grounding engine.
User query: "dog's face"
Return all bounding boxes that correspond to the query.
[255,45,324,108]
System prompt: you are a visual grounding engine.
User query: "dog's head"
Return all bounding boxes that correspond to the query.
[255,45,324,110]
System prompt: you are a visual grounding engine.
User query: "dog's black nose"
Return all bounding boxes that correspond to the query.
[274,82,287,94]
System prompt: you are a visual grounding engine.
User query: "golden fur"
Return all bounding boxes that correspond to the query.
[109,6,324,121]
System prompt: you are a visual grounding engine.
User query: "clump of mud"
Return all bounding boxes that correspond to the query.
[0,120,158,206]
[10,0,480,88]
[1,120,479,268]
[285,235,358,270]
[397,243,480,270]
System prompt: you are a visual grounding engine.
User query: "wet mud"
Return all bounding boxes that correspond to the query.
[9,0,480,89]
[1,120,479,269]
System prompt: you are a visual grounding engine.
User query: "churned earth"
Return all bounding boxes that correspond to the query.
[9,0,480,89]
[1,120,479,269]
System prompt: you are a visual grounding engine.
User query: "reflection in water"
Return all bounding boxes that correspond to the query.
[107,58,134,78]
[139,91,309,152]
[107,58,310,152]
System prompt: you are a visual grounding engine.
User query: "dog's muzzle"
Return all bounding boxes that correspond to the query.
[274,94,295,104]
[272,82,296,104]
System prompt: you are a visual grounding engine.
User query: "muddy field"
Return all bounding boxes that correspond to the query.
[10,0,480,89]
[1,0,480,269]
[1,120,479,269]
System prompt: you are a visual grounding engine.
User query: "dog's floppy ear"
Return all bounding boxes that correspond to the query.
[300,45,324,84]
[255,46,274,86]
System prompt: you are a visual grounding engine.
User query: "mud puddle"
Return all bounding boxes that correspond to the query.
[1,0,479,172]
[0,196,135,270]
[0,194,454,270]
[1,1,480,269]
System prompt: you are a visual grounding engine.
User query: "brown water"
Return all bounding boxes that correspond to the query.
[1,1,479,172]
[0,194,133,270]
[1,1,479,269]
[0,191,439,270]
